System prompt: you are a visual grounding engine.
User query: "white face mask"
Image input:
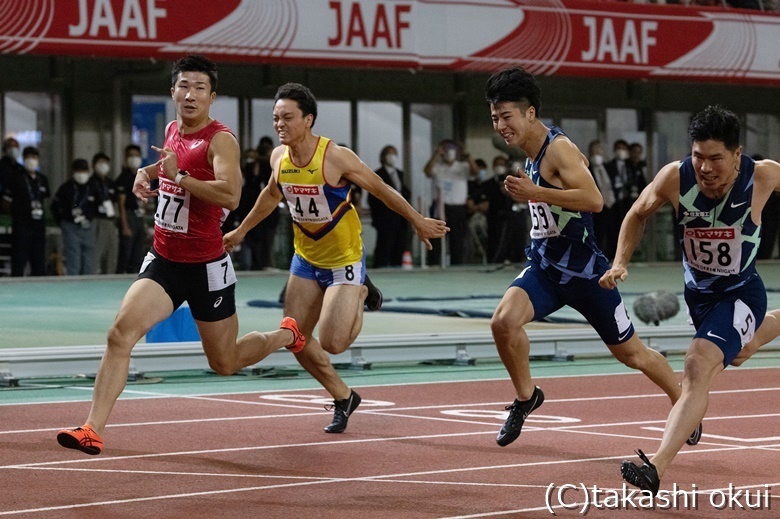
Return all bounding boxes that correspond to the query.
[384,153,397,167]
[73,172,90,185]
[95,162,110,176]
[24,158,39,172]
[616,149,629,161]
[591,154,604,166]
[8,147,20,160]
[494,165,507,176]
[478,169,488,181]
[126,156,142,170]
[445,149,457,162]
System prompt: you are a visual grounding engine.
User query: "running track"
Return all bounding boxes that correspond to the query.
[2,368,780,518]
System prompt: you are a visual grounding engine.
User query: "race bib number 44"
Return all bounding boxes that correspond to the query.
[683,227,741,276]
[283,184,332,224]
[155,182,190,233]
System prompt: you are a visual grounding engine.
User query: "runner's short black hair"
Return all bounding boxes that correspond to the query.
[689,105,740,152]
[171,54,218,93]
[275,83,318,128]
[485,67,542,116]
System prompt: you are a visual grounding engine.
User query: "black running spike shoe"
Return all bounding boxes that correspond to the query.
[324,390,362,433]
[686,422,702,446]
[364,275,383,311]
[621,449,660,496]
[496,386,544,447]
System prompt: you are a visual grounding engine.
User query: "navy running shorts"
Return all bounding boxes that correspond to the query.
[685,275,766,367]
[509,261,634,346]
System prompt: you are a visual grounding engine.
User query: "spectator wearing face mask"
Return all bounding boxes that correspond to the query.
[588,140,617,259]
[115,144,147,273]
[605,139,639,257]
[465,159,491,263]
[90,152,119,275]
[0,137,24,199]
[368,145,411,267]
[1,146,50,276]
[424,139,477,265]
[51,158,101,275]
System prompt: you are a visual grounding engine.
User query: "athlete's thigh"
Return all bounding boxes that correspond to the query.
[112,278,175,341]
[567,277,633,346]
[689,285,766,367]
[197,313,239,360]
[503,262,562,322]
[318,283,363,340]
[284,273,325,336]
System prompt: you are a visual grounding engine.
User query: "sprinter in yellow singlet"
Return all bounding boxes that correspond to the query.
[224,83,448,433]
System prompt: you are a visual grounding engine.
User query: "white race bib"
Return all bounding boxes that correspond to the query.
[206,256,237,292]
[683,227,741,276]
[733,299,756,347]
[529,201,560,239]
[283,184,332,224]
[155,181,190,233]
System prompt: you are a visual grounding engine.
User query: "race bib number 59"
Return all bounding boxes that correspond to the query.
[529,201,561,239]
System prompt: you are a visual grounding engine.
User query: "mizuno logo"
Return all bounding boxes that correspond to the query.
[307,168,318,174]
[730,201,747,208]
[214,296,223,308]
[706,330,725,341]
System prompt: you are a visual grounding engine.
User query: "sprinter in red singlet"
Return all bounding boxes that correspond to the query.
[56,55,305,456]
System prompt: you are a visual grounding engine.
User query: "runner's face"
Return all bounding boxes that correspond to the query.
[691,139,742,198]
[171,71,215,122]
[490,101,533,148]
[273,99,312,145]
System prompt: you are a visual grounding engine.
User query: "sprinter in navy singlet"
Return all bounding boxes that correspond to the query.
[603,106,780,494]
[484,67,687,449]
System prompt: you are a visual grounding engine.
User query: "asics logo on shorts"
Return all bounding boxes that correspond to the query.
[214,296,223,308]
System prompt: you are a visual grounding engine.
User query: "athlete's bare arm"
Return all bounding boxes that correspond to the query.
[329,143,449,249]
[600,162,679,289]
[751,159,780,225]
[504,137,602,213]
[223,146,285,252]
[151,131,241,211]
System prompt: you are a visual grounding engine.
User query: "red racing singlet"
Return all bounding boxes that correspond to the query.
[153,120,232,263]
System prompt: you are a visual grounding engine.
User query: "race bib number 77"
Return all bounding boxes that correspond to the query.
[155,181,190,233]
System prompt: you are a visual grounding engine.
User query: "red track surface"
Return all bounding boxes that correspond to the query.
[2,368,779,518]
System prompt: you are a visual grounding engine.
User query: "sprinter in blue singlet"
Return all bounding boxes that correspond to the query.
[484,67,693,449]
[603,105,780,495]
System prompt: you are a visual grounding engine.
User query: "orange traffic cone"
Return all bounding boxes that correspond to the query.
[402,251,413,270]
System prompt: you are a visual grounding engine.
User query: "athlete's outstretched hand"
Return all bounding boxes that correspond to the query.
[599,266,628,290]
[414,217,449,250]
